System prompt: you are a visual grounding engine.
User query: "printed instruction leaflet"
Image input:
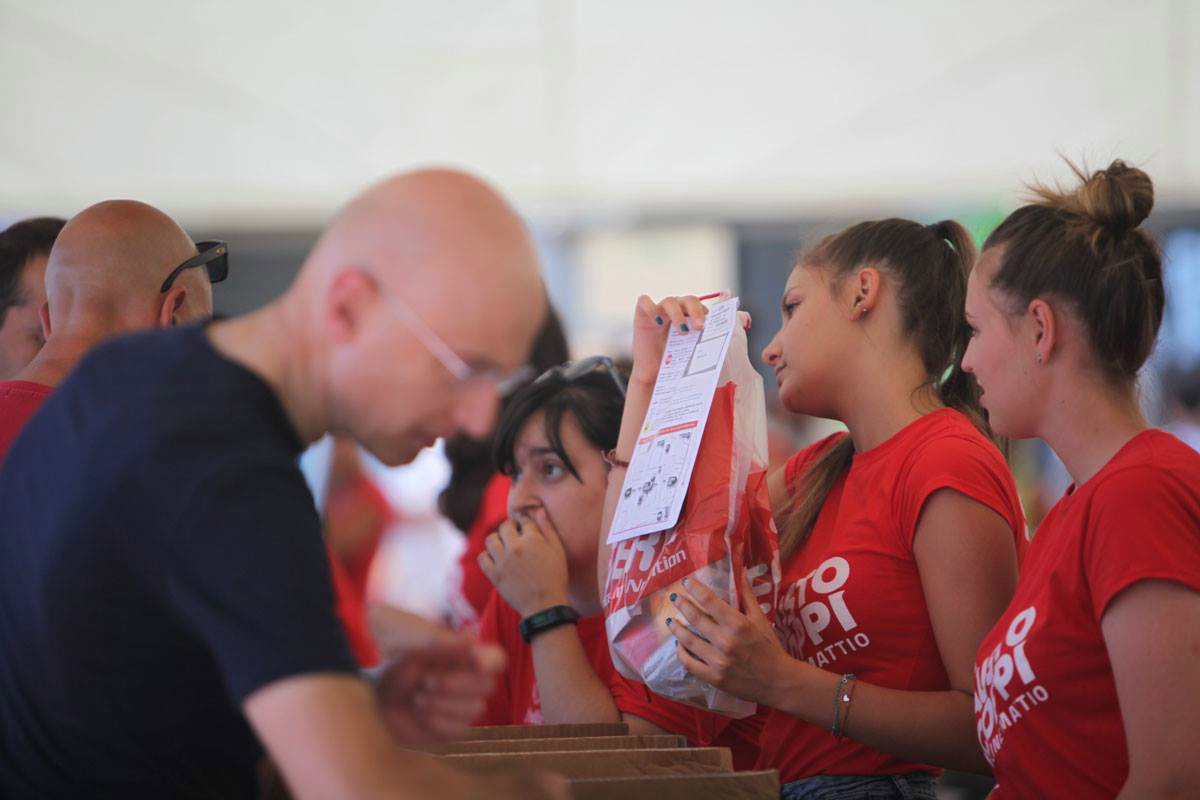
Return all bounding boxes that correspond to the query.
[607,296,740,544]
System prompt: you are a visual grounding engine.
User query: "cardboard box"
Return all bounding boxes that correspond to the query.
[441,734,687,754]
[461,722,630,741]
[441,747,733,779]
[570,770,781,800]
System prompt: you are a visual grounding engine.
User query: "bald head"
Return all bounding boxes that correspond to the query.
[46,200,212,331]
[305,168,542,310]
[272,167,549,465]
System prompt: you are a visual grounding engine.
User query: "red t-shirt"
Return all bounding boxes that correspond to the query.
[458,473,511,619]
[327,546,378,666]
[0,380,53,461]
[756,408,1025,782]
[324,469,394,667]
[324,471,391,599]
[475,589,764,769]
[975,430,1200,799]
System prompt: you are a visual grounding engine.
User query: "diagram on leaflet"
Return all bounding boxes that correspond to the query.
[621,428,692,524]
[608,296,741,544]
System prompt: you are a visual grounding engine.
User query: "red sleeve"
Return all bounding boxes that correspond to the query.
[897,432,1024,552]
[474,591,516,726]
[459,474,512,616]
[1084,466,1200,621]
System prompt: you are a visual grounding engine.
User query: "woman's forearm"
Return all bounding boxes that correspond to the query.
[768,661,992,775]
[528,625,621,724]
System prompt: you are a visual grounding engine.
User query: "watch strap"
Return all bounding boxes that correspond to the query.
[518,605,581,643]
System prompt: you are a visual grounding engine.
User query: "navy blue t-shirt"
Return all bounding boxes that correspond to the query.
[0,324,357,799]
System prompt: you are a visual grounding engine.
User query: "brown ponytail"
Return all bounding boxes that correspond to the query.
[929,220,989,433]
[984,159,1163,383]
[778,218,988,559]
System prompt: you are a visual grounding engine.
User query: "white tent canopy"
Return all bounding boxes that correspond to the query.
[2,0,1197,226]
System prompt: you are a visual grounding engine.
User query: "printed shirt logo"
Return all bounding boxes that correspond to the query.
[975,605,1050,765]
[776,556,869,668]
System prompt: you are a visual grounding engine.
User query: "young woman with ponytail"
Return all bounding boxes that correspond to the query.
[963,161,1200,799]
[601,219,1026,798]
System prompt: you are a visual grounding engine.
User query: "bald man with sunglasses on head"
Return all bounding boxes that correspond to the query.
[0,170,567,800]
[0,200,223,459]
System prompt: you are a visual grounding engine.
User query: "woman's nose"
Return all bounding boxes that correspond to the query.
[507,480,541,518]
[762,334,781,366]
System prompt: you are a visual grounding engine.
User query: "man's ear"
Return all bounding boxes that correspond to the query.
[849,266,881,320]
[325,268,378,344]
[1028,298,1057,365]
[39,301,51,339]
[158,286,188,327]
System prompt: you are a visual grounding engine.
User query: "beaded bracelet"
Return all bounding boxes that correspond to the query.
[830,672,858,739]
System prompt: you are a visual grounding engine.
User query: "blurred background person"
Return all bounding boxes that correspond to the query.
[0,216,65,378]
[1163,365,1200,451]
[322,434,397,665]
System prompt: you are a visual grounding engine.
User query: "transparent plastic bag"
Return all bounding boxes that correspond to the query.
[603,322,781,717]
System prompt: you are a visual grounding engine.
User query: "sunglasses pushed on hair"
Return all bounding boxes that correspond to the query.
[160,241,230,293]
[533,355,627,398]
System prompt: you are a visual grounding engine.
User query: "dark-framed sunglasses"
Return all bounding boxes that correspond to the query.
[534,355,627,398]
[159,241,230,293]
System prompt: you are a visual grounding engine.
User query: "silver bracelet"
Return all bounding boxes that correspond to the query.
[831,672,857,738]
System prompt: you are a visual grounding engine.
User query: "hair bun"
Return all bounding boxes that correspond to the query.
[1029,159,1155,235]
[1076,159,1154,232]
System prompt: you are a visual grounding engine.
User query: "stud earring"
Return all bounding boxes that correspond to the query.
[1035,353,1043,365]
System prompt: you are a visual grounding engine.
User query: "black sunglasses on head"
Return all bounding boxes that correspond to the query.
[534,355,627,397]
[160,241,229,293]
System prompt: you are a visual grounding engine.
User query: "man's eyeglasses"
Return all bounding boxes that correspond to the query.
[160,241,230,293]
[534,355,627,398]
[380,289,534,396]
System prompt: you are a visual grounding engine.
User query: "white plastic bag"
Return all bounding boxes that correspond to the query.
[603,322,781,717]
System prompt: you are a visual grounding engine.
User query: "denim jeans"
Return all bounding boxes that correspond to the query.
[780,772,939,800]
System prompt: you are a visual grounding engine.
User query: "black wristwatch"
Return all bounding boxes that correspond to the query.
[519,605,581,643]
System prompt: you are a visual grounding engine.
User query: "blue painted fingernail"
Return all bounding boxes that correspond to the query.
[682,577,689,586]
[680,323,689,333]
[669,593,677,602]
[655,315,664,325]
[665,617,673,626]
